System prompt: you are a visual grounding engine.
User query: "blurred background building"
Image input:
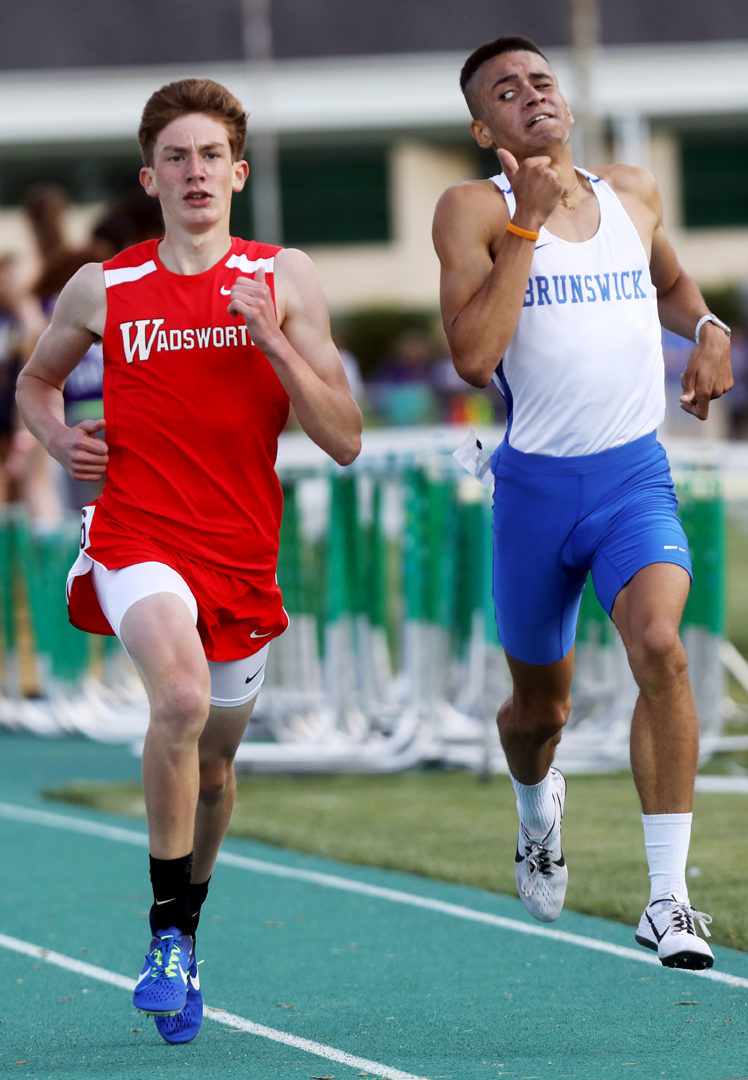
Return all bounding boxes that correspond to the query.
[0,0,745,763]
[0,0,746,433]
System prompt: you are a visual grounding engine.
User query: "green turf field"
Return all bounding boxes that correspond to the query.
[46,768,748,953]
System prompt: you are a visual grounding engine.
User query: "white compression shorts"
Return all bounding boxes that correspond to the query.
[90,560,268,708]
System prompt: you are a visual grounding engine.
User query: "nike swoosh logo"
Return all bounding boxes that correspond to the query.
[250,629,273,638]
[155,898,175,905]
[220,286,232,295]
[178,965,188,984]
[245,668,262,684]
[189,970,200,991]
[646,911,665,942]
[534,242,552,250]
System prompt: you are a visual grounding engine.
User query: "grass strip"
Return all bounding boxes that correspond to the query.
[44,770,748,952]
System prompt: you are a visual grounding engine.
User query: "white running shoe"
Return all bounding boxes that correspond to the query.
[514,767,568,923]
[635,892,714,970]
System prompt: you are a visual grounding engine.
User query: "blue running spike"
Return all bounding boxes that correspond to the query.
[155,954,203,1043]
[132,927,192,1016]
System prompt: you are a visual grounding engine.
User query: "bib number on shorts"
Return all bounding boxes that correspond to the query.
[80,505,96,551]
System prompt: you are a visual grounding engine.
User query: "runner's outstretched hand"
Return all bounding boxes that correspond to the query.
[227,267,283,355]
[53,418,108,481]
[497,149,566,232]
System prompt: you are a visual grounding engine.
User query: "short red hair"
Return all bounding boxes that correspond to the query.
[138,78,247,166]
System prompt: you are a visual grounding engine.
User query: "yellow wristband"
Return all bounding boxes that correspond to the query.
[506,221,540,241]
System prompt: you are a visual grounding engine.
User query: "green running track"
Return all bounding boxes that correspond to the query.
[0,734,746,1080]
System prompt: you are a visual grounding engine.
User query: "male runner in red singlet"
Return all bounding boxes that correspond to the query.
[17,78,362,1042]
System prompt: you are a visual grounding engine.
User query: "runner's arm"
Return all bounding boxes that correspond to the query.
[434,153,565,387]
[648,186,733,420]
[227,250,361,466]
[16,263,110,479]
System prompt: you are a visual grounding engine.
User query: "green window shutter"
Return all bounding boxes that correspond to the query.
[681,135,748,228]
[280,146,390,246]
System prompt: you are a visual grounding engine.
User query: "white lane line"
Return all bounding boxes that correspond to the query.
[1,801,746,990]
[0,932,426,1080]
[199,1008,423,1079]
[0,932,135,990]
[0,803,149,847]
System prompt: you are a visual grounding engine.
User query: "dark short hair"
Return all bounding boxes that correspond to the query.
[460,36,548,118]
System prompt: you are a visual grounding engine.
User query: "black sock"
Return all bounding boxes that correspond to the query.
[188,877,211,938]
[149,852,194,937]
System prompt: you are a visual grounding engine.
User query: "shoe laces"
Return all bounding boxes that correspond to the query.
[665,899,712,939]
[521,836,553,897]
[147,933,184,980]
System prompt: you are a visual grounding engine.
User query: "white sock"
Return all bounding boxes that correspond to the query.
[511,772,556,838]
[642,812,692,904]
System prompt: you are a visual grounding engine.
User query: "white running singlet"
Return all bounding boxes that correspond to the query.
[492,168,665,457]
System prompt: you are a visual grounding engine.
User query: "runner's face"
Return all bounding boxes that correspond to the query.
[470,52,573,158]
[140,113,248,233]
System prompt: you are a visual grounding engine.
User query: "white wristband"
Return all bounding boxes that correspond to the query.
[695,313,731,345]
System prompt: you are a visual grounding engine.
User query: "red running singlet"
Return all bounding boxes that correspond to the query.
[66,237,291,657]
[95,236,288,572]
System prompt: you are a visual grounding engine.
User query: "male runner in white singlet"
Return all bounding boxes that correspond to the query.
[433,37,732,970]
[17,79,362,1042]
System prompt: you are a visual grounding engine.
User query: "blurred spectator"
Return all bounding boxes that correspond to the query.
[0,249,65,531]
[34,245,106,318]
[4,184,165,526]
[22,183,70,272]
[32,239,107,513]
[368,328,438,426]
[22,182,110,309]
[367,322,502,428]
[14,187,100,517]
[429,321,501,426]
[92,187,164,257]
[0,256,25,503]
[31,188,165,511]
[375,328,432,384]
[431,357,497,426]
[3,186,99,528]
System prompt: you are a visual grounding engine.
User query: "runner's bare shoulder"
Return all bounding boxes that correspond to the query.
[273,246,322,326]
[596,164,660,209]
[273,245,317,290]
[433,179,509,252]
[52,262,107,341]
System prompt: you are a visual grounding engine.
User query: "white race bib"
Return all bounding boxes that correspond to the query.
[453,429,493,487]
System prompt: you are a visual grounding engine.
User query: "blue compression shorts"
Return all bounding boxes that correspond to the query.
[491,431,692,666]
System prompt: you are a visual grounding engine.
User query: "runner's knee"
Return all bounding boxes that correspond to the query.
[629,620,687,689]
[508,691,571,742]
[150,670,211,737]
[198,755,233,803]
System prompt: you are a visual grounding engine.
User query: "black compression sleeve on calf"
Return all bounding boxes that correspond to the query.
[149,852,194,937]
[188,877,211,937]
